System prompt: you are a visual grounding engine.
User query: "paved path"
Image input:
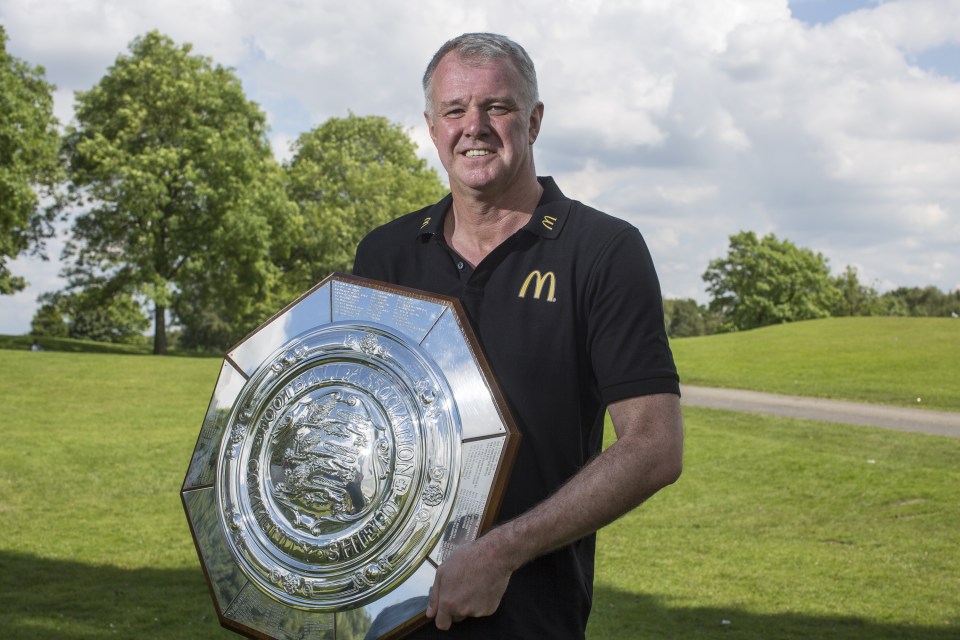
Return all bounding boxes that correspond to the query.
[680,385,960,438]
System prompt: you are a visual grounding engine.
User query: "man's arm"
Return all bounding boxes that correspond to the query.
[426,392,684,629]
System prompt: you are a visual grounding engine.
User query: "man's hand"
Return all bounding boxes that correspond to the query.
[426,534,513,630]
[424,393,682,630]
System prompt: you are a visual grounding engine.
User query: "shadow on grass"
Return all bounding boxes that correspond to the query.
[588,584,957,640]
[0,550,231,639]
[1,551,955,639]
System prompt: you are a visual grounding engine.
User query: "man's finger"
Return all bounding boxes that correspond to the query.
[431,575,454,630]
[426,581,438,619]
[434,608,453,631]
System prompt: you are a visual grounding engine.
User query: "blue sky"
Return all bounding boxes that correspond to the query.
[788,0,881,25]
[2,0,959,335]
[914,42,960,79]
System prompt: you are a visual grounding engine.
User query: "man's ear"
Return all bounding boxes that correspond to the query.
[424,111,439,146]
[529,102,544,144]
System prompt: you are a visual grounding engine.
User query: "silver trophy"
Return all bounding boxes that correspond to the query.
[181,274,520,639]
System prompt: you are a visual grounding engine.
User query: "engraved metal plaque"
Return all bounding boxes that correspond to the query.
[182,274,519,640]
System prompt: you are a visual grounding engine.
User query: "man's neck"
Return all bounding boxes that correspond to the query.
[444,177,544,267]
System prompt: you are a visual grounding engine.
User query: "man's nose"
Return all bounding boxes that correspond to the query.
[463,107,490,137]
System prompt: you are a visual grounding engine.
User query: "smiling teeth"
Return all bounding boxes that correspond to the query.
[465,150,490,157]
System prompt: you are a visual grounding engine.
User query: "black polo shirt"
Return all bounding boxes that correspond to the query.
[353,176,678,639]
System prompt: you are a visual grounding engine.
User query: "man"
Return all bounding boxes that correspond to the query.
[354,33,683,639]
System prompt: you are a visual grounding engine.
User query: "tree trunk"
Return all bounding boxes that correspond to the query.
[153,303,167,355]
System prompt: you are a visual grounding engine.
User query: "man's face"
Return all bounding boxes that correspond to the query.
[425,53,543,198]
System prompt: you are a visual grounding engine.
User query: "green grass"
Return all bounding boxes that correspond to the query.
[0,350,230,638]
[587,408,960,639]
[672,317,960,410]
[1,327,958,639]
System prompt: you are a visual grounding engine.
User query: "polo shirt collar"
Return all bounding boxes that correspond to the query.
[415,195,451,238]
[415,176,571,240]
[523,176,570,239]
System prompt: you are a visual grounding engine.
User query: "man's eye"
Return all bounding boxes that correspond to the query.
[489,105,509,114]
[444,109,465,118]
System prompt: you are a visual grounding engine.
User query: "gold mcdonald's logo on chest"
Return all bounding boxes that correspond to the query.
[519,270,557,302]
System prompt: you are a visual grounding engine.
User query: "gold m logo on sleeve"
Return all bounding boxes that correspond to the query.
[518,270,557,302]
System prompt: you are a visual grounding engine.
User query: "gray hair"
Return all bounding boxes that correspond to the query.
[423,33,540,115]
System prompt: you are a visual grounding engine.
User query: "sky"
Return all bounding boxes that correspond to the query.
[1,0,959,335]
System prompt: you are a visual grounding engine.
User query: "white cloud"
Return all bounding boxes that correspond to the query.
[905,203,949,231]
[1,0,959,333]
[846,0,960,53]
[656,184,720,206]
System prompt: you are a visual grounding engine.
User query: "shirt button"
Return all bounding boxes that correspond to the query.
[457,261,464,270]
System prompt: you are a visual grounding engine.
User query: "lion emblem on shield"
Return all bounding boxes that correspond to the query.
[271,391,391,536]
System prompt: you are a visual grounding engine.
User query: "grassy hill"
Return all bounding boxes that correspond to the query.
[672,317,960,410]
[1,319,958,638]
[8,315,958,409]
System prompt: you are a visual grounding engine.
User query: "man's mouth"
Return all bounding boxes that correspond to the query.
[464,150,491,157]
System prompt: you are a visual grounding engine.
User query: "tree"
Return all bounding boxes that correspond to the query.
[283,114,447,290]
[0,25,63,294]
[831,265,883,317]
[703,231,840,331]
[63,31,299,354]
[880,286,960,317]
[36,287,149,344]
[30,301,67,338]
[662,298,719,338]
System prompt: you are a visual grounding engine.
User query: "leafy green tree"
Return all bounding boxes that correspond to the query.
[703,231,840,331]
[832,265,883,317]
[35,287,149,344]
[30,301,68,337]
[880,286,960,317]
[68,294,148,344]
[0,25,64,294]
[662,298,719,337]
[283,114,447,290]
[62,31,299,354]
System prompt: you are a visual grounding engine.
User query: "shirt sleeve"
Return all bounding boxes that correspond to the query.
[584,226,680,404]
[352,232,383,280]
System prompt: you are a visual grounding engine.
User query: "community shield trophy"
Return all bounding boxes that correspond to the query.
[181,274,520,640]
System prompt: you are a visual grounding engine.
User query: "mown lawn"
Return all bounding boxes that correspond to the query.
[588,408,960,639]
[1,319,958,638]
[672,317,960,410]
[0,350,226,638]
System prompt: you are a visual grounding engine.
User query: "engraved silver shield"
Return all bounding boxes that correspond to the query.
[182,274,519,640]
